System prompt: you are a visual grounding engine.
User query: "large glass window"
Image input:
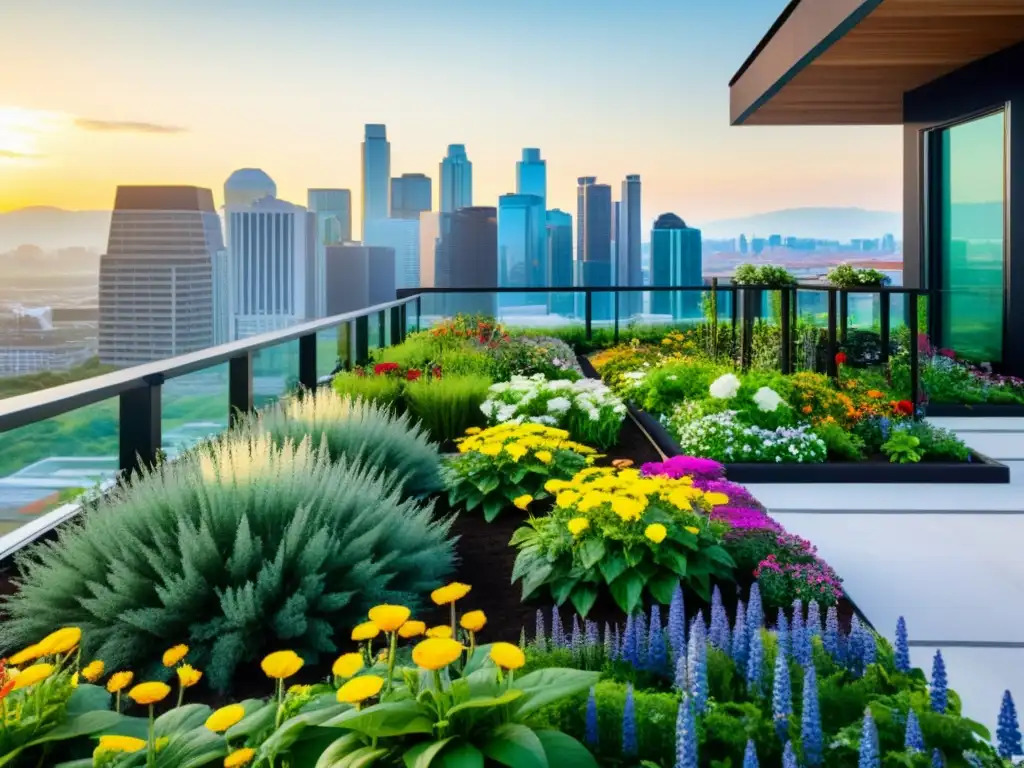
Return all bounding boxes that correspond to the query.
[937,110,1006,362]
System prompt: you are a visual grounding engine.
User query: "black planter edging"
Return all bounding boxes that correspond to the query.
[630,403,1011,485]
[924,403,1024,418]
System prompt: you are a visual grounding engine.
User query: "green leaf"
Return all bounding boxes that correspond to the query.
[464,489,483,512]
[435,742,485,768]
[577,538,605,570]
[336,746,389,767]
[510,668,601,719]
[704,546,736,568]
[481,724,548,768]
[315,734,365,768]
[520,562,553,599]
[535,730,598,768]
[510,467,530,485]
[609,569,645,614]
[511,548,540,584]
[154,703,214,737]
[226,700,276,741]
[64,683,112,716]
[623,544,644,567]
[597,548,627,583]
[258,706,348,760]
[647,571,680,604]
[508,526,537,547]
[461,647,499,679]
[476,474,501,495]
[0,710,122,767]
[446,689,524,720]
[654,546,688,575]
[550,577,578,606]
[483,496,506,522]
[404,737,456,768]
[569,583,598,618]
[325,699,435,738]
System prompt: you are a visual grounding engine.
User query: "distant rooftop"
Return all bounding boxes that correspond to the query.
[114,186,216,213]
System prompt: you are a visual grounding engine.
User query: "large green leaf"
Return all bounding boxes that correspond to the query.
[336,746,389,767]
[609,569,645,614]
[446,689,523,720]
[597,548,627,583]
[654,546,688,576]
[569,583,598,618]
[461,647,498,679]
[65,684,112,716]
[257,705,347,760]
[153,726,228,768]
[481,724,548,768]
[403,737,455,768]
[577,538,605,570]
[434,742,485,768]
[704,545,736,568]
[463,489,483,512]
[225,700,277,741]
[325,699,435,738]
[519,561,553,599]
[483,496,506,522]
[155,703,214,737]
[549,577,578,606]
[647,571,680,604]
[314,733,364,768]
[535,730,598,768]
[508,526,536,547]
[510,669,600,719]
[476,474,501,495]
[0,710,122,766]
[511,548,540,583]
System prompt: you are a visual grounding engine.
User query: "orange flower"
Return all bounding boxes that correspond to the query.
[866,389,885,399]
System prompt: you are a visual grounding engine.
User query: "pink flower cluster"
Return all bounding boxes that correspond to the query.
[755,554,843,601]
[640,455,724,480]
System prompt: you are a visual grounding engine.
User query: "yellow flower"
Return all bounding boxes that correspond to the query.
[556,490,580,509]
[224,747,256,767]
[411,638,465,671]
[260,650,304,680]
[465,427,482,435]
[351,622,381,642]
[71,672,79,687]
[460,610,487,633]
[704,491,729,506]
[206,703,246,732]
[332,653,364,679]
[368,605,411,633]
[177,665,203,688]
[7,644,43,666]
[513,495,532,511]
[490,642,526,670]
[612,496,646,521]
[479,443,502,457]
[162,644,189,668]
[82,660,105,683]
[106,671,133,694]
[504,443,528,462]
[684,525,700,535]
[667,490,693,511]
[128,681,171,705]
[398,621,426,639]
[534,450,553,464]
[544,479,569,493]
[567,518,590,536]
[97,735,147,754]
[37,627,81,656]
[426,625,453,639]
[431,582,472,605]
[336,674,385,704]
[644,524,668,544]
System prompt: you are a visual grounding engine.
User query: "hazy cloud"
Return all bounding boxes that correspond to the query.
[0,149,41,159]
[74,118,187,134]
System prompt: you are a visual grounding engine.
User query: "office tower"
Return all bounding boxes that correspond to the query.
[440,144,473,213]
[99,186,223,366]
[436,206,497,316]
[768,233,782,248]
[227,196,315,339]
[224,168,276,208]
[882,232,896,252]
[650,213,703,320]
[516,148,546,208]
[497,193,545,307]
[546,209,574,316]
[610,201,620,274]
[307,189,352,318]
[752,237,766,255]
[418,212,442,288]
[391,173,432,219]
[576,177,613,321]
[739,234,749,254]
[365,217,420,290]
[362,124,391,237]
[324,244,396,315]
[619,175,643,317]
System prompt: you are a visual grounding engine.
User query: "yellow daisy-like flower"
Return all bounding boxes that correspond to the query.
[336,674,385,704]
[489,642,526,670]
[411,638,465,671]
[106,670,133,694]
[460,610,487,632]
[37,626,81,656]
[398,621,426,639]
[644,523,668,544]
[162,644,189,668]
[332,653,364,679]
[667,490,693,511]
[224,747,256,767]
[351,622,381,642]
[704,491,730,506]
[206,703,246,733]
[368,605,411,633]
[544,479,569,493]
[260,650,304,680]
[128,681,171,705]
[97,735,147,754]
[465,427,482,435]
[611,496,645,522]
[426,625,453,639]
[431,582,472,605]
[7,644,43,666]
[556,490,580,509]
[513,495,532,511]
[479,443,502,457]
[504,443,528,462]
[684,525,700,535]
[534,450,553,464]
[177,665,203,688]
[81,660,105,683]
[567,518,590,536]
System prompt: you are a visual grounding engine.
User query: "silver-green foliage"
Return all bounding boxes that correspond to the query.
[1,434,456,691]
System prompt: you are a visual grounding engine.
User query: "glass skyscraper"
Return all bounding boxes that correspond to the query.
[361,124,390,237]
[307,188,352,318]
[576,177,613,321]
[516,149,546,208]
[618,175,643,317]
[497,193,545,308]
[546,209,574,316]
[650,213,703,321]
[440,144,473,213]
[390,173,432,219]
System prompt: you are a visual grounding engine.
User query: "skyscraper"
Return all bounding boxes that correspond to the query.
[324,244,396,316]
[546,209,574,316]
[739,234,749,255]
[224,169,276,208]
[650,213,703,320]
[516,148,546,208]
[576,177,613,320]
[390,173,432,219]
[619,174,643,316]
[99,186,225,366]
[436,206,496,316]
[418,211,443,288]
[365,218,420,290]
[362,124,391,237]
[308,188,352,318]
[440,144,472,213]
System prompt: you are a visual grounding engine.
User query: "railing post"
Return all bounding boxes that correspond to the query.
[740,288,754,372]
[378,311,387,349]
[298,333,317,390]
[879,291,891,368]
[584,291,593,341]
[390,306,402,345]
[729,285,738,363]
[780,287,792,375]
[909,292,920,419]
[839,290,849,343]
[826,289,838,380]
[354,315,370,365]
[229,352,253,427]
[399,302,408,342]
[119,375,162,480]
[613,291,620,344]
[415,296,421,333]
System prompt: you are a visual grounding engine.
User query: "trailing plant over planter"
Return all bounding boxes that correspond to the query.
[826,262,892,288]
[732,264,796,287]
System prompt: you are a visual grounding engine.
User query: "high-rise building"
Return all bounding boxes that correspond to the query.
[224,169,276,209]
[439,144,472,213]
[365,217,420,290]
[768,233,783,248]
[390,173,432,219]
[882,232,896,252]
[516,148,546,208]
[546,209,574,316]
[497,193,545,307]
[618,175,643,316]
[576,177,613,320]
[739,234,749,255]
[650,213,703,320]
[362,124,391,237]
[99,186,225,366]
[436,206,496,316]
[324,244,396,316]
[226,196,315,339]
[307,188,352,318]
[418,211,444,288]
[610,201,620,272]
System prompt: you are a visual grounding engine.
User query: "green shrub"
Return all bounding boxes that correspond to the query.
[1,434,456,691]
[814,419,867,461]
[331,370,404,409]
[642,359,730,414]
[250,389,443,498]
[405,374,491,443]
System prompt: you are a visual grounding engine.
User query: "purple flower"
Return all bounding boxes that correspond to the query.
[905,709,925,753]
[931,650,948,713]
[623,614,639,668]
[622,684,638,756]
[648,604,667,674]
[675,694,698,768]
[859,708,880,768]
[688,614,708,713]
[776,611,790,658]
[571,615,582,651]
[824,606,841,661]
[772,643,792,741]
[585,620,600,648]
[603,622,614,659]
[807,600,822,637]
[551,608,565,648]
[743,739,759,768]
[714,507,782,532]
[747,625,764,697]
[694,478,761,508]
[801,663,823,766]
[535,609,546,652]
[894,617,910,673]
[636,609,648,667]
[709,587,731,652]
[641,455,725,480]
[668,583,687,664]
[998,690,1023,759]
[747,582,764,635]
[732,600,749,670]
[585,686,599,747]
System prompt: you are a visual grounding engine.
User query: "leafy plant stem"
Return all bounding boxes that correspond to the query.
[147,704,155,768]
[385,633,398,694]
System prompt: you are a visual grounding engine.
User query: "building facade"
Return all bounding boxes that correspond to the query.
[365,217,420,290]
[516,148,546,208]
[224,169,276,209]
[546,209,574,316]
[650,213,702,320]
[497,193,545,305]
[307,188,352,318]
[324,244,396,316]
[361,124,391,238]
[436,206,496,316]
[576,177,613,321]
[619,175,643,317]
[390,173,432,219]
[440,144,473,213]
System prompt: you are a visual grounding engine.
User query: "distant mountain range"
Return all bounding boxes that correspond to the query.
[694,207,902,242]
[0,207,111,252]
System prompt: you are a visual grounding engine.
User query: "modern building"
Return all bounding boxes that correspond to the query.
[418,211,445,289]
[226,196,315,339]
[650,213,702,321]
[436,206,497,316]
[516,148,546,208]
[307,189,352,318]
[224,169,276,209]
[618,174,643,317]
[365,217,420,290]
[390,173,432,220]
[361,124,391,238]
[739,234,749,255]
[576,177,613,321]
[98,186,225,366]
[729,0,1024,374]
[439,144,473,213]
[546,209,574,316]
[497,193,545,307]
[324,244,396,316]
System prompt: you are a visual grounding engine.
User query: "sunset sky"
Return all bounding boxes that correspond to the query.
[0,0,903,228]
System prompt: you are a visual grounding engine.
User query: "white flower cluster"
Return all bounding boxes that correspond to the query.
[667,405,826,464]
[481,373,626,428]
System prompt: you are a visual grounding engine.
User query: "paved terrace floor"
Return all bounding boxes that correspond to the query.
[743,417,1024,736]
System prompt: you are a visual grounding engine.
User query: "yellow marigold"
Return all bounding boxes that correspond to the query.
[162,644,189,668]
[644,523,668,544]
[81,660,105,683]
[177,665,202,688]
[224,747,256,767]
[106,670,133,694]
[411,638,465,671]
[368,605,411,633]
[667,491,692,511]
[513,495,532,511]
[544,479,569,493]
[567,517,590,536]
[431,582,472,605]
[398,621,426,639]
[534,450,553,464]
[704,492,729,506]
[332,653,364,679]
[465,427,482,435]
[206,703,246,732]
[7,644,43,666]
[489,642,526,670]
[504,443,528,462]
[351,622,381,642]
[577,491,610,512]
[684,525,700,535]
[336,674,384,704]
[260,650,304,680]
[426,625,453,639]
[479,443,502,457]
[128,681,171,705]
[37,626,81,656]
[460,610,487,632]
[612,496,645,521]
[556,491,580,509]
[97,735,147,754]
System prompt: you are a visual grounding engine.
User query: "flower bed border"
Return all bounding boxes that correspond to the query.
[924,403,1024,418]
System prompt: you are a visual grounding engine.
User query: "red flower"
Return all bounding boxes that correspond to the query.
[431,366,442,379]
[835,352,847,366]
[893,400,914,416]
[406,369,422,381]
[374,362,399,375]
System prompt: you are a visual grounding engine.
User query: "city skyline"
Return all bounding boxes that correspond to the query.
[0,0,903,227]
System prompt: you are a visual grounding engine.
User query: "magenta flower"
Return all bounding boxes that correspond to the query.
[641,455,725,480]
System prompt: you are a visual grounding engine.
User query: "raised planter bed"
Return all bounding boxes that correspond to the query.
[924,402,1024,418]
